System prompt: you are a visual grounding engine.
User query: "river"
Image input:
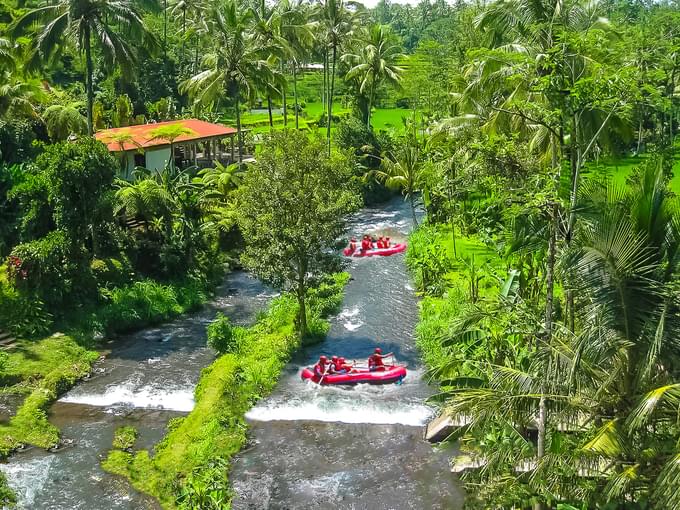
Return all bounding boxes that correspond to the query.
[230,198,463,509]
[1,272,275,509]
[1,198,462,509]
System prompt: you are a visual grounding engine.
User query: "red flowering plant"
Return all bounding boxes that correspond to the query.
[6,255,28,283]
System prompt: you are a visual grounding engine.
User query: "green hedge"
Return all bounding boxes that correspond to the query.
[102,272,349,509]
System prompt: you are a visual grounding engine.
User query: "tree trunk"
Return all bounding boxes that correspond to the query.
[84,25,94,135]
[267,96,274,129]
[281,61,288,128]
[367,79,375,129]
[327,43,337,155]
[180,7,186,76]
[293,60,299,130]
[297,262,307,339]
[409,194,418,227]
[194,34,199,73]
[235,87,243,163]
[322,50,327,111]
[163,0,167,59]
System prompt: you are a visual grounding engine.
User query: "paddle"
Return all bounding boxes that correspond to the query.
[318,365,331,385]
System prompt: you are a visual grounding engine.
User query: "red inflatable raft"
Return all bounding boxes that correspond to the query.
[343,243,407,258]
[301,365,407,385]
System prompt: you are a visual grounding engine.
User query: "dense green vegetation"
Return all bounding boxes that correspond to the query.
[102,272,349,509]
[3,0,680,506]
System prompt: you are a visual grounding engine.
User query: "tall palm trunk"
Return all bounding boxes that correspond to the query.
[180,7,186,75]
[322,50,327,110]
[267,96,274,128]
[293,60,300,129]
[326,43,337,154]
[234,84,243,163]
[163,0,168,59]
[281,61,288,128]
[367,78,376,128]
[84,25,94,135]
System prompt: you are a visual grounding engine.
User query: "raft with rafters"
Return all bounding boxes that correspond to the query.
[343,243,407,258]
[300,365,407,385]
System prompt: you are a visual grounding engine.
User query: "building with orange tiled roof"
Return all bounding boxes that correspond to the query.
[95,119,239,177]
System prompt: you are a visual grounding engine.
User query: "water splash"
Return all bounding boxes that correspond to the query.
[246,395,433,426]
[1,456,55,509]
[60,382,195,412]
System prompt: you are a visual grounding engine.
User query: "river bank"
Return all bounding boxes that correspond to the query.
[229,198,463,509]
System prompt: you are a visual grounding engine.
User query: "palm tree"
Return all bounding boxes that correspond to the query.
[14,0,155,135]
[317,0,358,153]
[181,1,276,163]
[251,1,289,128]
[169,0,205,76]
[43,102,88,141]
[369,132,424,226]
[279,0,315,129]
[343,24,404,128]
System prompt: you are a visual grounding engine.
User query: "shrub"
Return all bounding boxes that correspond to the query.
[9,230,93,308]
[112,426,138,451]
[206,314,244,354]
[0,118,41,165]
[0,471,16,508]
[101,280,182,333]
[91,257,133,288]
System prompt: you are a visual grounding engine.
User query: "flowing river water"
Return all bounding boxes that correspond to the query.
[1,272,275,509]
[1,198,462,509]
[230,199,463,509]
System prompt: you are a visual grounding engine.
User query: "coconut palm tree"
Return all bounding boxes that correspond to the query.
[13,0,155,135]
[448,160,680,509]
[279,0,315,129]
[169,0,205,76]
[369,130,424,226]
[343,24,404,128]
[316,0,360,152]
[181,0,277,163]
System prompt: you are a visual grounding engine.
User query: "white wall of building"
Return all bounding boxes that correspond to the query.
[145,147,172,172]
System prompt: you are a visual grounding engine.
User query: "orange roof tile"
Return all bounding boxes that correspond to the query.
[95,119,237,152]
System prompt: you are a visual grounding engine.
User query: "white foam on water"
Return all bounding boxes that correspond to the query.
[343,321,364,332]
[60,382,195,412]
[1,456,55,509]
[246,400,433,426]
[337,306,364,332]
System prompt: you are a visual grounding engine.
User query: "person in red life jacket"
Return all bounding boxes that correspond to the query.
[313,355,329,379]
[329,355,341,373]
[361,235,371,252]
[384,237,391,248]
[335,356,350,374]
[377,236,385,249]
[368,347,394,371]
[348,237,357,253]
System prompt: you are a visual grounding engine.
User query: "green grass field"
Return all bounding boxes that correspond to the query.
[226,101,411,137]
[584,151,680,194]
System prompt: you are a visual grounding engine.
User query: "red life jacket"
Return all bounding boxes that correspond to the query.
[368,354,384,368]
[314,363,326,378]
[361,239,370,250]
